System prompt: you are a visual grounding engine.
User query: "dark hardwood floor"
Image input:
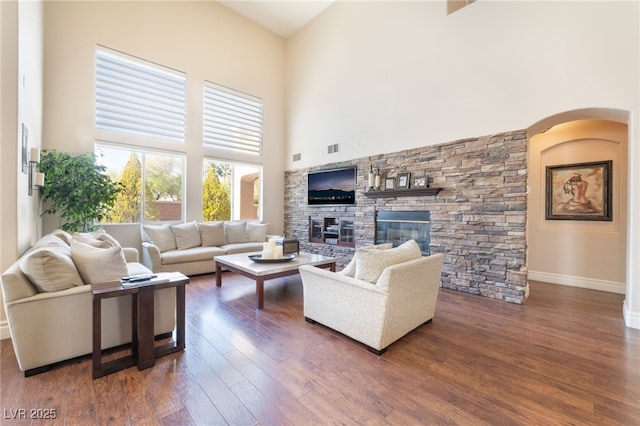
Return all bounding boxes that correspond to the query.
[1,274,639,425]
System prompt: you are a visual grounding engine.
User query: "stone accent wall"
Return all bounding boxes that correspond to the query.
[284,130,529,304]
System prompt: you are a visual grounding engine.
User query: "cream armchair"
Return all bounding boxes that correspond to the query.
[300,248,444,355]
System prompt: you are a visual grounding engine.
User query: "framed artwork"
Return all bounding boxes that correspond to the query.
[384,177,396,190]
[413,175,427,189]
[545,160,612,221]
[397,172,410,189]
[21,123,29,174]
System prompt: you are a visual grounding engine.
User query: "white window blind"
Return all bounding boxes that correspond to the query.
[203,83,263,156]
[96,48,186,143]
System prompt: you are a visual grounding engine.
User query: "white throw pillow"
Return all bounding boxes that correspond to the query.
[172,221,202,250]
[247,222,268,242]
[224,221,248,243]
[199,222,227,247]
[50,229,73,245]
[89,230,121,248]
[354,239,422,283]
[142,223,177,252]
[70,240,128,285]
[72,232,113,248]
[33,235,70,250]
[19,247,84,292]
[340,243,393,278]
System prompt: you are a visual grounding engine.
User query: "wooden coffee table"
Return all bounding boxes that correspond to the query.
[91,272,189,378]
[215,252,336,309]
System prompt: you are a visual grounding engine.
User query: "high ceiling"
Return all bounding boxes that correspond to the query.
[217,0,334,38]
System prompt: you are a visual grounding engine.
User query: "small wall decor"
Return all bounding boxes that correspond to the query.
[21,123,29,174]
[384,176,396,190]
[397,172,410,189]
[545,160,612,221]
[413,175,427,189]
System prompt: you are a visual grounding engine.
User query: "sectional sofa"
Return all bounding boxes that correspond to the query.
[0,230,175,376]
[140,220,273,276]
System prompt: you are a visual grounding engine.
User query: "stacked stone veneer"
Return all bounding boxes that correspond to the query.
[284,130,529,304]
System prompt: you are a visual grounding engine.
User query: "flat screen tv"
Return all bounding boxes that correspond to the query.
[307,167,356,206]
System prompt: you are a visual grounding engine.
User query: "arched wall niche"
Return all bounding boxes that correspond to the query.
[527,107,638,330]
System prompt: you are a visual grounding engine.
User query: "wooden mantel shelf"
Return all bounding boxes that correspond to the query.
[364,187,443,198]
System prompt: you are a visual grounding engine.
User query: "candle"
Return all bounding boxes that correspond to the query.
[368,165,374,188]
[261,250,273,259]
[273,246,284,259]
[35,172,45,187]
[374,174,381,189]
[29,147,40,163]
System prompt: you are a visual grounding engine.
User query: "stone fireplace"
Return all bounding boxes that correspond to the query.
[375,210,431,255]
[284,129,529,304]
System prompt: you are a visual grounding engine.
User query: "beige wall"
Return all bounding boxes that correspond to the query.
[285,1,638,169]
[528,120,628,293]
[0,0,43,331]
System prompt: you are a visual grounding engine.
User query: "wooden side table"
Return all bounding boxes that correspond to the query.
[91,272,189,379]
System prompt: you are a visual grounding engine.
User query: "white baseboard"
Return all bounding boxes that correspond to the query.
[623,299,640,329]
[0,320,11,340]
[528,271,626,294]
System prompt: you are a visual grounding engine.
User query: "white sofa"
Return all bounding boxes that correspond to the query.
[141,220,273,276]
[1,230,176,376]
[299,240,444,354]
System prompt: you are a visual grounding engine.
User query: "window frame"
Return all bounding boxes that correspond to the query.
[95,141,187,225]
[202,157,263,222]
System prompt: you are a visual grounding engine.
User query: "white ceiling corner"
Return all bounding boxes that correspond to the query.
[217,0,334,38]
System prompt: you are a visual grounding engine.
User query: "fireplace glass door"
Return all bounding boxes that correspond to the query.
[375,211,430,256]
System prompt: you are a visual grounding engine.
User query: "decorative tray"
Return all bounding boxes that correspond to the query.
[248,254,296,263]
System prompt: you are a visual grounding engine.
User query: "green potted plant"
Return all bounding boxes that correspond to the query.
[38,149,123,232]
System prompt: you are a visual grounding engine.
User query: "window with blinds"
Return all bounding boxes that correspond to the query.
[203,83,263,156]
[96,48,187,143]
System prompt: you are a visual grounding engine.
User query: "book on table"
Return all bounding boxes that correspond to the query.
[120,272,184,287]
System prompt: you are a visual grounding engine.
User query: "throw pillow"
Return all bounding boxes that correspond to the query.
[33,234,70,250]
[89,230,121,248]
[224,221,248,244]
[247,222,268,242]
[172,221,202,250]
[142,223,177,252]
[339,243,393,277]
[70,240,128,285]
[354,239,422,283]
[199,222,227,247]
[50,229,72,245]
[19,247,84,292]
[72,232,113,249]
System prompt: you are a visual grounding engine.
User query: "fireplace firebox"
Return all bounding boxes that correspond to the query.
[375,210,431,256]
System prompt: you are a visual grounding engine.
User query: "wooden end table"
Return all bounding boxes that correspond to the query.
[215,251,336,309]
[91,272,189,379]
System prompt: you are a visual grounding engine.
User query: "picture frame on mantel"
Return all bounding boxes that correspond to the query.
[397,172,410,189]
[384,176,396,190]
[545,160,612,221]
[413,175,427,189]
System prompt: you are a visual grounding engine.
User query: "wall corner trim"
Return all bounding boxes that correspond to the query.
[623,300,640,330]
